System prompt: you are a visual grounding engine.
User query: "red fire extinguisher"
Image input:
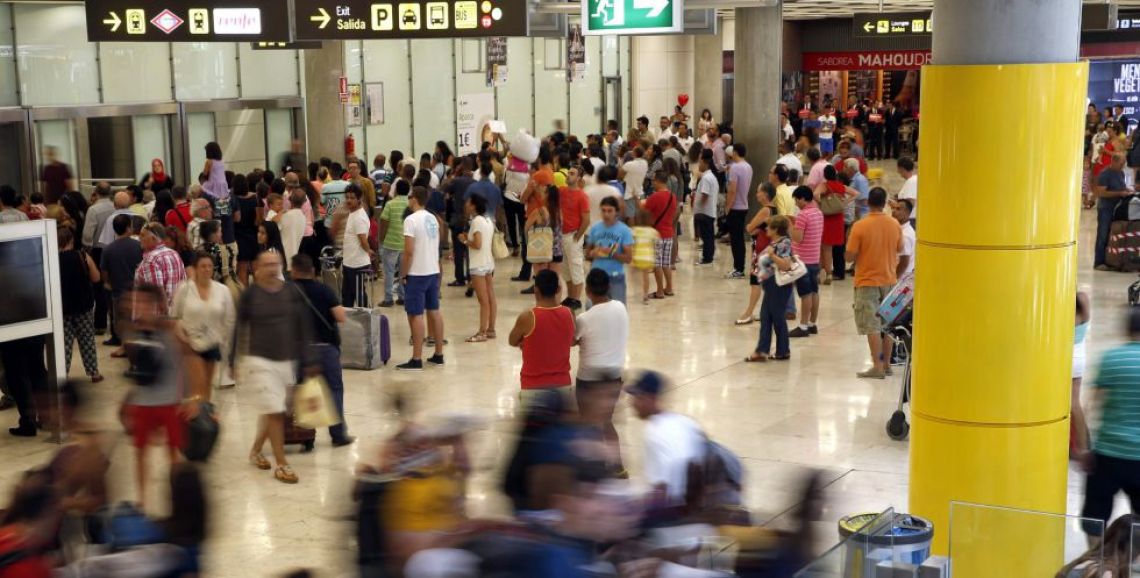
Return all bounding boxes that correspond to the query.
[345,134,355,158]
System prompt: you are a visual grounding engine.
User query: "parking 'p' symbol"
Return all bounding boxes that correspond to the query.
[372,3,393,30]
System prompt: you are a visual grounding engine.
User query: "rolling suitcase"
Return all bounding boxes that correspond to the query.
[878,271,915,328]
[341,277,391,370]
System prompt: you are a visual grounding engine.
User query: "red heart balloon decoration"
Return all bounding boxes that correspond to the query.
[678,93,690,108]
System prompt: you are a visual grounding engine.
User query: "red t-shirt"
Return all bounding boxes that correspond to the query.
[559,187,589,234]
[164,202,192,232]
[643,189,677,239]
[832,155,868,175]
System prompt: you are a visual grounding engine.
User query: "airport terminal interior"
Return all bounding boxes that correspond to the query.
[2,0,1140,576]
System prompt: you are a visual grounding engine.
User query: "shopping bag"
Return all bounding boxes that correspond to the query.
[293,376,341,430]
[526,225,554,263]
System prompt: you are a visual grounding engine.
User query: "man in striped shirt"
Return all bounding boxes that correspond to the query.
[1081,308,1140,540]
[135,223,187,310]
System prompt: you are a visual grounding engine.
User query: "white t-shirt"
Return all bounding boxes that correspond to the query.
[776,153,803,179]
[621,158,648,200]
[575,299,628,380]
[900,221,916,275]
[782,122,795,142]
[644,412,706,501]
[342,207,372,268]
[898,174,918,218]
[694,171,719,218]
[819,114,836,138]
[586,183,623,225]
[467,214,495,271]
[428,171,441,190]
[403,209,441,276]
[279,209,306,263]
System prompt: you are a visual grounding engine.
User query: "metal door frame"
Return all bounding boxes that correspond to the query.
[602,76,622,133]
[0,107,35,195]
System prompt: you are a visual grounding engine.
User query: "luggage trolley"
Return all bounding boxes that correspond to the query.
[878,271,915,441]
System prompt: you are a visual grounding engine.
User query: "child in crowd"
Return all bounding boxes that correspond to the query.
[631,209,659,305]
[265,193,285,222]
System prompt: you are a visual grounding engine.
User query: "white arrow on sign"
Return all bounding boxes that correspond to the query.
[104,11,122,32]
[310,7,331,29]
[633,0,669,18]
[863,21,873,32]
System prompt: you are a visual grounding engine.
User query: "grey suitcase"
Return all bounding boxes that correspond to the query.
[340,274,389,370]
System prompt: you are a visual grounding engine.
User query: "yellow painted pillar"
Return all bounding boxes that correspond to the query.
[908,63,1086,574]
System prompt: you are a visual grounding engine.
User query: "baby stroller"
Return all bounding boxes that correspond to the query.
[878,272,915,441]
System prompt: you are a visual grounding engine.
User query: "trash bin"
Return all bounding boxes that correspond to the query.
[838,512,934,577]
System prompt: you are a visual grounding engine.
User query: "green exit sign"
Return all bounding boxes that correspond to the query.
[582,0,683,35]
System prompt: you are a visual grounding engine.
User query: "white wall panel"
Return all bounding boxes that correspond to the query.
[362,39,412,161]
[214,109,266,176]
[173,43,239,101]
[187,113,215,180]
[495,37,533,138]
[265,109,295,173]
[131,115,171,181]
[14,5,99,106]
[410,39,454,157]
[100,43,173,103]
[0,7,18,106]
[239,44,299,98]
[533,38,568,138]
[569,35,602,137]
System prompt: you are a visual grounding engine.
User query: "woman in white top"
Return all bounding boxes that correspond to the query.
[172,252,236,402]
[697,109,716,134]
[460,194,497,343]
[1071,291,1092,460]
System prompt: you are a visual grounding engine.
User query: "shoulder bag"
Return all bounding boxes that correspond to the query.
[526,224,554,264]
[492,225,510,260]
[819,190,845,216]
[774,255,808,287]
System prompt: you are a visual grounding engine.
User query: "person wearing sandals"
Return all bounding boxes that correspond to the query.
[524,184,564,284]
[745,215,795,363]
[736,183,779,326]
[642,172,677,300]
[460,195,498,343]
[171,252,235,422]
[57,226,104,384]
[233,251,315,484]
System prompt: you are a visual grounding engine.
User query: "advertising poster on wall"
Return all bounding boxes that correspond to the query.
[1089,59,1140,134]
[485,37,508,87]
[567,24,586,82]
[456,93,496,155]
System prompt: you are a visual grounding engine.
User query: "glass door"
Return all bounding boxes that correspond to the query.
[603,76,622,132]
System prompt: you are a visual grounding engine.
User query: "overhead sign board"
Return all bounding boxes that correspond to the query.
[802,50,932,72]
[85,0,289,42]
[293,0,527,40]
[852,11,932,38]
[582,0,683,35]
[251,41,324,50]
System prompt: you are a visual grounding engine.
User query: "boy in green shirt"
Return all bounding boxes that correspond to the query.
[377,180,410,306]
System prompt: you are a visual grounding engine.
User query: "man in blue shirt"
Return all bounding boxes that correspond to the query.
[1095,153,1132,270]
[1081,308,1140,539]
[584,197,633,306]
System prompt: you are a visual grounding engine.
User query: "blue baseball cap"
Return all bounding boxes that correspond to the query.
[625,370,665,396]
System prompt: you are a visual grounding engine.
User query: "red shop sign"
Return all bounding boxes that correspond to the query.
[803,50,932,72]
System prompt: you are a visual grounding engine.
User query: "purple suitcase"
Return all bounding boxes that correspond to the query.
[379,314,391,365]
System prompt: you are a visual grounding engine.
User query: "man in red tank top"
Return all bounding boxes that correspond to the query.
[509,270,576,409]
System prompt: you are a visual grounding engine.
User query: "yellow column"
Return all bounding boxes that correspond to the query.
[909,63,1086,575]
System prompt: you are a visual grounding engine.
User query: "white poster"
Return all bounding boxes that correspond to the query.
[366,83,384,125]
[456,93,496,155]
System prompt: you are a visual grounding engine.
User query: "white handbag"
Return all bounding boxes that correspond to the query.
[774,255,808,287]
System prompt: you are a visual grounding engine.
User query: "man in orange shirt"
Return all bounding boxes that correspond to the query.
[845,187,903,380]
[559,167,591,310]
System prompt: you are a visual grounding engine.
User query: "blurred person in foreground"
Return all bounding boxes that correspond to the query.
[233,251,314,484]
[0,469,58,577]
[574,269,630,476]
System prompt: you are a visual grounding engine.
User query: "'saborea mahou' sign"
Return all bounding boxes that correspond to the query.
[802,50,932,72]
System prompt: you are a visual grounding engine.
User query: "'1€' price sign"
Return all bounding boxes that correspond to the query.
[582,0,682,35]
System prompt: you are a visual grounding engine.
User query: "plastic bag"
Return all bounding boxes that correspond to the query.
[293,376,341,430]
[510,129,540,163]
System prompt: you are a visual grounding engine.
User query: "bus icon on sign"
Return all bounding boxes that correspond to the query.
[426,2,448,29]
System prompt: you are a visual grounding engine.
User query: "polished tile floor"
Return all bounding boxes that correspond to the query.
[0,165,1131,576]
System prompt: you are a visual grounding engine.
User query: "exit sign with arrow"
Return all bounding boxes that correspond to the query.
[582,0,682,35]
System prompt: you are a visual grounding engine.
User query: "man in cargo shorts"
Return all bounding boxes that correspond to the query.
[845,187,902,380]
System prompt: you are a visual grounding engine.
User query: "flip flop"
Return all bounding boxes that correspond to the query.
[465,334,488,343]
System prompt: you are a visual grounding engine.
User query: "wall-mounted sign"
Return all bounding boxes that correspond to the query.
[802,50,932,72]
[456,93,496,155]
[85,0,289,42]
[251,41,324,50]
[852,11,932,38]
[293,0,527,40]
[485,36,507,87]
[582,0,683,35]
[567,24,586,81]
